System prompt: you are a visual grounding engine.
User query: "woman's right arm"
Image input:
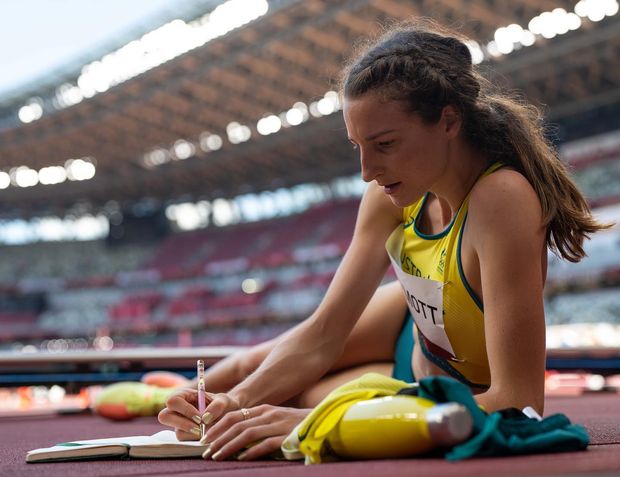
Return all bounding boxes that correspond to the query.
[158,182,401,436]
[225,182,401,410]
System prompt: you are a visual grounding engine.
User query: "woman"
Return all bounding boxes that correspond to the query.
[158,20,609,461]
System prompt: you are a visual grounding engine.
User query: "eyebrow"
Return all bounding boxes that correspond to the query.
[347,128,397,143]
[365,128,397,141]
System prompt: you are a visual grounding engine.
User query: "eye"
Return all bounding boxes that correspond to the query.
[378,139,395,148]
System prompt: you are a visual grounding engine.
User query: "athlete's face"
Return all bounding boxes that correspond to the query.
[343,92,455,208]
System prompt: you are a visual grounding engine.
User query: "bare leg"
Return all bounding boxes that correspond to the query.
[293,281,407,406]
[330,280,407,371]
[293,362,394,408]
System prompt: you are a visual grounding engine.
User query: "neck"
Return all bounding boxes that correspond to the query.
[430,140,488,218]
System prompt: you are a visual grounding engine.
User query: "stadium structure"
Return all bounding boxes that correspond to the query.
[1,1,620,475]
[0,0,619,393]
[0,0,618,352]
[1,0,620,352]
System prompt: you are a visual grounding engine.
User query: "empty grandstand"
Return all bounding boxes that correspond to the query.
[0,1,617,373]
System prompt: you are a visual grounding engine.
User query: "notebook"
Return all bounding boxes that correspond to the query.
[26,430,206,463]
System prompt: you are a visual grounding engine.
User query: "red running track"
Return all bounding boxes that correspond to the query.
[1,393,619,477]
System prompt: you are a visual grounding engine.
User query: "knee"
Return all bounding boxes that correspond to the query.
[235,349,262,381]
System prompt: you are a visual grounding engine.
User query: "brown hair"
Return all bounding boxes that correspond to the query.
[341,19,612,262]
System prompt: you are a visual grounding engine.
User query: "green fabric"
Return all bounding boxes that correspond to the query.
[417,376,590,461]
[391,312,415,383]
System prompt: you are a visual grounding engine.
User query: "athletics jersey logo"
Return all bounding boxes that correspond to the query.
[386,226,456,359]
[437,248,446,275]
[403,213,415,228]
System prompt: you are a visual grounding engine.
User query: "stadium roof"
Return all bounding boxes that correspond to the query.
[0,0,235,102]
[0,0,619,218]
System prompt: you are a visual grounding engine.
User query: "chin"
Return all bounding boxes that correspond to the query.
[389,197,409,208]
[389,194,420,209]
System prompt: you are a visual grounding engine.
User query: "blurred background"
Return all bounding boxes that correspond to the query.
[0,0,619,414]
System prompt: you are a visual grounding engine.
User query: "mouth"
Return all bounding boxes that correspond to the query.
[382,182,401,195]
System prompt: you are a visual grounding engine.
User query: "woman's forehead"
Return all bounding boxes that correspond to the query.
[344,95,411,131]
[345,94,393,118]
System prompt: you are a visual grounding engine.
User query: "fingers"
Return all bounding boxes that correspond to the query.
[207,422,285,461]
[158,407,202,438]
[161,389,303,462]
[158,388,204,438]
[201,393,240,431]
[159,389,236,442]
[167,388,200,413]
[206,407,267,443]
[203,405,301,461]
[203,407,266,459]
[175,428,202,442]
[206,404,300,441]
[237,436,285,461]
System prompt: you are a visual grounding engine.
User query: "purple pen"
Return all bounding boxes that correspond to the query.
[197,359,206,437]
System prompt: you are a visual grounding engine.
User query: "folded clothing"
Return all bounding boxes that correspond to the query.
[415,376,590,461]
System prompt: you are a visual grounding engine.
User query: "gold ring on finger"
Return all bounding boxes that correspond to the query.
[240,408,251,420]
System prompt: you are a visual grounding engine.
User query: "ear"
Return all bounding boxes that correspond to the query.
[441,105,461,139]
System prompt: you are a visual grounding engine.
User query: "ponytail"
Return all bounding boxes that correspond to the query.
[465,87,611,261]
[342,19,612,262]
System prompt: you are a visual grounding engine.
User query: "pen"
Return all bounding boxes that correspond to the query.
[197,359,206,438]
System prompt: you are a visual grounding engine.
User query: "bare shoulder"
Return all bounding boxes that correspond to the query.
[466,168,546,259]
[468,167,543,231]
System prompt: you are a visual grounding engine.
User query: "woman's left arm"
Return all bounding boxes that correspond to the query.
[468,170,547,414]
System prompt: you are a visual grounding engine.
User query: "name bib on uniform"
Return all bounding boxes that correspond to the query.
[385,226,455,357]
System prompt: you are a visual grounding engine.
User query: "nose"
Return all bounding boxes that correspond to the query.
[360,150,381,183]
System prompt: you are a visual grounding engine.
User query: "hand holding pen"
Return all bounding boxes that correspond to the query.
[157,359,242,443]
[155,359,212,440]
[158,360,300,460]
